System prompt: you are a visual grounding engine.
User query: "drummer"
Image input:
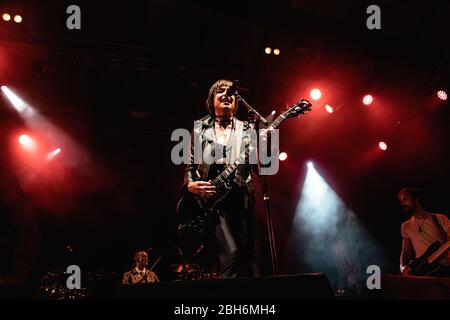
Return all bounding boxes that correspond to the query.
[122,250,160,284]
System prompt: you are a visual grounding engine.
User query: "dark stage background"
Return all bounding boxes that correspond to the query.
[0,0,449,288]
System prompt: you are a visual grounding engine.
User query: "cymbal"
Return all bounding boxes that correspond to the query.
[170,264,201,273]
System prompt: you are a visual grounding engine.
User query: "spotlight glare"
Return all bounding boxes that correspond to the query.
[271,110,276,115]
[47,148,61,161]
[273,48,281,56]
[325,104,334,113]
[14,15,22,23]
[279,152,288,161]
[363,94,373,106]
[379,141,387,151]
[294,160,385,282]
[310,89,322,101]
[19,134,31,146]
[18,134,37,151]
[2,13,11,21]
[437,90,447,101]
[265,47,272,54]
[307,161,314,168]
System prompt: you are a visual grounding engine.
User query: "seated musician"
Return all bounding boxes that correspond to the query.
[122,250,160,284]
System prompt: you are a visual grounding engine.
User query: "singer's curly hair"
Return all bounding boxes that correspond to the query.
[398,187,421,202]
[205,79,234,115]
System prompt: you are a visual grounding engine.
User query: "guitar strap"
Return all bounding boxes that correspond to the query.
[432,214,448,242]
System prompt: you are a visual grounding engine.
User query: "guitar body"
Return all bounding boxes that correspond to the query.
[177,193,210,236]
[177,182,234,248]
[408,241,443,276]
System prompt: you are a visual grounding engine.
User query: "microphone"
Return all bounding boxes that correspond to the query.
[226,80,240,97]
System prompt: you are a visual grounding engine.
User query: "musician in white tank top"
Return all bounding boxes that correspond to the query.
[399,188,450,276]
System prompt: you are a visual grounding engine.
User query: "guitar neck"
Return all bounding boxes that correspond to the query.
[427,241,450,264]
[214,113,289,184]
[269,113,287,129]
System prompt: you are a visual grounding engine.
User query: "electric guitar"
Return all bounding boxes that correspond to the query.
[176,99,312,247]
[407,240,450,276]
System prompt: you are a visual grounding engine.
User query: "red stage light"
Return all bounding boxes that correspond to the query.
[14,15,22,23]
[363,94,373,106]
[325,104,334,113]
[19,134,31,146]
[310,89,322,101]
[47,148,61,161]
[18,134,37,151]
[437,90,447,101]
[279,152,288,161]
[379,141,387,151]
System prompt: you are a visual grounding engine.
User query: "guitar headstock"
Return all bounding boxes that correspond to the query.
[283,99,312,118]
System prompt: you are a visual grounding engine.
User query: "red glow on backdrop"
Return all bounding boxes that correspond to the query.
[310,89,322,101]
[2,86,110,216]
[437,90,447,101]
[10,129,91,213]
[363,94,373,106]
[379,141,387,151]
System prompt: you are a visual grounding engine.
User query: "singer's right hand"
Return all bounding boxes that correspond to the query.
[188,181,216,197]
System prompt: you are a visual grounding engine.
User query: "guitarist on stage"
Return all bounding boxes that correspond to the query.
[181,79,261,278]
[399,188,450,277]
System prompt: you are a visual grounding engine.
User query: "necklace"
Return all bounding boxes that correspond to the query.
[213,117,234,145]
[214,115,234,124]
[414,217,427,233]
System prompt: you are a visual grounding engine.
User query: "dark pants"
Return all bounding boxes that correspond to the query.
[211,192,258,278]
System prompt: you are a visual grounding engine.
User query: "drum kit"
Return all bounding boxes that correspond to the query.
[39,246,217,299]
[40,270,90,300]
[168,245,218,281]
[169,263,217,281]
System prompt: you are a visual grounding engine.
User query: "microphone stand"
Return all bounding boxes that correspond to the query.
[234,92,269,127]
[233,91,279,276]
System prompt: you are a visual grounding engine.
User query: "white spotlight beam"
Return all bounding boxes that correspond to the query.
[1,86,29,113]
